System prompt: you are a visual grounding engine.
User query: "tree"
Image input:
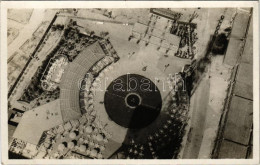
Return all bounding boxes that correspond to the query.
[212,33,228,55]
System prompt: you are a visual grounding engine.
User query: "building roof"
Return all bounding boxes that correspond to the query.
[149,36,162,45]
[230,11,250,39]
[13,100,63,145]
[164,34,181,47]
[236,62,253,86]
[154,17,169,31]
[233,81,253,100]
[150,28,164,38]
[223,96,253,145]
[223,38,243,66]
[133,23,148,34]
[218,140,247,158]
[150,8,181,20]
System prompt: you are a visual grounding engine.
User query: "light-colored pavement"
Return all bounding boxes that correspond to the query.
[198,56,232,158]
[182,74,210,158]
[182,56,232,159]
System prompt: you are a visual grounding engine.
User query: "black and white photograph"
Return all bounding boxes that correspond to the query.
[0,1,259,164]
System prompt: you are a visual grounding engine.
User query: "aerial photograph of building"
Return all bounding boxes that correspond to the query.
[2,4,256,161]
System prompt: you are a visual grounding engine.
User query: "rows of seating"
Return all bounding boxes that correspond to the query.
[59,42,106,122]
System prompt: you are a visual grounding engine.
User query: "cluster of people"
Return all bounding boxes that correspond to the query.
[171,22,197,59]
[175,48,193,59]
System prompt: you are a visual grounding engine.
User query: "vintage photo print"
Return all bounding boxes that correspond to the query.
[0,1,259,164]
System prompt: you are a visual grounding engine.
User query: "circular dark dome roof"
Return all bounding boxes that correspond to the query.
[104,74,162,129]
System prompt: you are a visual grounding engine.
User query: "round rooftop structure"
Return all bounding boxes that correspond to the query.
[104,74,162,129]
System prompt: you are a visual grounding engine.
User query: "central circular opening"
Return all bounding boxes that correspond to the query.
[125,93,141,108]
